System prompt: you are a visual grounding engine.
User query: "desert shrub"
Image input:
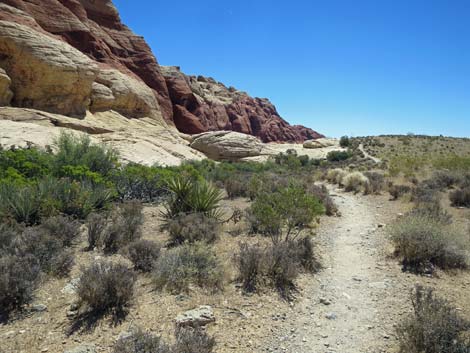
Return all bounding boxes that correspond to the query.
[102,202,144,254]
[306,184,338,216]
[389,184,411,200]
[235,243,264,292]
[174,326,216,353]
[326,168,347,185]
[123,240,161,272]
[0,146,52,182]
[0,183,42,225]
[291,236,320,273]
[265,241,299,299]
[86,212,108,251]
[112,164,172,202]
[411,184,439,204]
[425,170,461,190]
[113,327,215,353]
[162,177,223,220]
[0,254,41,320]
[342,172,370,193]
[364,171,385,194]
[327,150,352,162]
[53,132,118,177]
[247,184,324,242]
[167,213,220,245]
[408,201,452,225]
[389,214,469,273]
[153,244,223,293]
[397,286,470,353]
[41,215,81,247]
[224,177,249,199]
[450,187,470,208]
[339,136,350,148]
[77,261,136,315]
[113,328,171,353]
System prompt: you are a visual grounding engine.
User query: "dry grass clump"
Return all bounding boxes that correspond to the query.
[153,243,224,294]
[326,168,347,185]
[342,172,370,193]
[397,285,470,353]
[389,212,469,273]
[364,171,385,194]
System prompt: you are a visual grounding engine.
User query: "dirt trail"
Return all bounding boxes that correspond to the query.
[270,187,403,353]
[358,143,381,164]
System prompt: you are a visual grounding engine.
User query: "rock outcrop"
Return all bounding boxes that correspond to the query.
[0,1,322,142]
[162,66,323,143]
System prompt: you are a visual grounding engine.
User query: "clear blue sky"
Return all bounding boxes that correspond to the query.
[114,0,470,138]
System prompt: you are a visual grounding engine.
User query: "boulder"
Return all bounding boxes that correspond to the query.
[303,138,337,149]
[0,21,97,117]
[190,131,265,160]
[175,305,215,327]
[0,68,13,106]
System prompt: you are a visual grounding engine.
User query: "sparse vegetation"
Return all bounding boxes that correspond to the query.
[342,172,370,193]
[397,286,470,353]
[153,244,224,293]
[77,261,136,316]
[123,240,161,272]
[450,187,470,208]
[167,212,220,245]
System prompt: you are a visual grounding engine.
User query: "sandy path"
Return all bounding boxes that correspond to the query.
[269,187,401,353]
[358,143,381,164]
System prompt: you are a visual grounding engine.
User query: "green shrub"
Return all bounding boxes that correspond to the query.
[53,132,118,177]
[397,286,470,353]
[327,150,352,162]
[389,214,469,273]
[0,254,41,321]
[306,184,338,216]
[247,184,324,242]
[167,213,220,245]
[112,164,173,202]
[153,244,223,293]
[77,261,136,316]
[0,183,42,225]
[0,146,52,181]
[123,240,160,273]
[339,136,350,148]
[162,177,223,220]
[450,187,470,208]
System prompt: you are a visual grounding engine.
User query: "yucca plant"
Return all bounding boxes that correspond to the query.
[0,183,42,225]
[161,176,223,221]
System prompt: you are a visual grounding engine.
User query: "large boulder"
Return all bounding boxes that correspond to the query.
[190,131,266,160]
[303,138,337,149]
[0,20,97,117]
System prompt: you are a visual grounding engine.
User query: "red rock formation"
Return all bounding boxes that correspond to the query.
[0,0,323,142]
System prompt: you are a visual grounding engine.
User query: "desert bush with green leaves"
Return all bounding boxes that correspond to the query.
[247,183,324,242]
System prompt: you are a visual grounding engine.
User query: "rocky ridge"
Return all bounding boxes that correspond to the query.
[0,0,322,161]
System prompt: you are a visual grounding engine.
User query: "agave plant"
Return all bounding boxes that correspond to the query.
[161,176,223,221]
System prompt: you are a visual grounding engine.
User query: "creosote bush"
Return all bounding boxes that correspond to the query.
[153,243,224,293]
[123,240,160,273]
[397,286,470,353]
[167,212,220,245]
[389,213,469,273]
[77,261,136,315]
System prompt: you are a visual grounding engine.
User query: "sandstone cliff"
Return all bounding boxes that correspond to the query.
[0,0,322,145]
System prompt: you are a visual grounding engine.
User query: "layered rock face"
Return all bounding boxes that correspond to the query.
[162,66,323,143]
[0,0,322,153]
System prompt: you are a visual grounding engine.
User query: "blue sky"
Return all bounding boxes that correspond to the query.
[114,0,470,138]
